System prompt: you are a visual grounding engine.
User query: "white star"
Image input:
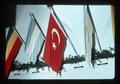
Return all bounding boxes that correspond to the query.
[52,42,56,50]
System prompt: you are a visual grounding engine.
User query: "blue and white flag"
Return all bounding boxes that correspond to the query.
[25,15,45,64]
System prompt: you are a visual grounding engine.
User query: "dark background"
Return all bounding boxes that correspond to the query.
[0,0,119,84]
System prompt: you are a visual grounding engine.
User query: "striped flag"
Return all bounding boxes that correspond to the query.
[5,26,22,78]
[25,15,45,64]
[84,6,96,68]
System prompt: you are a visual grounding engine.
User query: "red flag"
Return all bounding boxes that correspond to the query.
[43,13,66,73]
[6,27,22,78]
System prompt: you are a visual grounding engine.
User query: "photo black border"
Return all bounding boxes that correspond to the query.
[1,0,119,84]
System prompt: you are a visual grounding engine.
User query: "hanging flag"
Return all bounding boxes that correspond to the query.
[84,6,96,68]
[5,26,22,78]
[43,13,66,73]
[25,15,45,64]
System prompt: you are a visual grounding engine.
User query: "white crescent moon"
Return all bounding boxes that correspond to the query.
[52,28,60,45]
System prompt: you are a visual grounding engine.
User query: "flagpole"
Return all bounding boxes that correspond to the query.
[84,5,87,54]
[111,5,115,43]
[48,6,79,56]
[87,5,102,53]
[29,12,46,39]
[13,25,25,44]
[36,40,45,64]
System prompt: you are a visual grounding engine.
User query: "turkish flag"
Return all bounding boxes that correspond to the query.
[43,13,66,73]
